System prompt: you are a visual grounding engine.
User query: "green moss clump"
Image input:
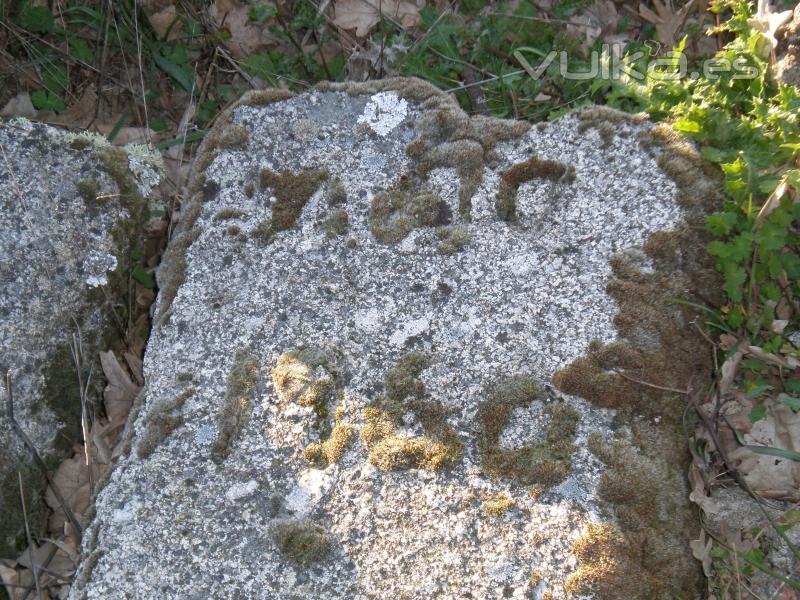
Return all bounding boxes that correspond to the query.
[137,387,195,459]
[368,181,443,244]
[213,208,245,221]
[484,492,514,516]
[239,88,294,106]
[360,353,462,471]
[0,458,47,558]
[567,421,702,599]
[273,519,332,564]
[260,168,328,232]
[211,349,260,463]
[436,225,469,255]
[327,178,347,206]
[477,376,579,487]
[323,209,349,238]
[218,124,250,150]
[252,218,275,245]
[495,156,572,222]
[98,146,147,216]
[76,178,98,203]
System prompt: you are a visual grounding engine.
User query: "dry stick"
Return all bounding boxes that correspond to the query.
[18,472,41,600]
[5,371,83,537]
[132,0,152,147]
[69,325,95,491]
[613,369,689,395]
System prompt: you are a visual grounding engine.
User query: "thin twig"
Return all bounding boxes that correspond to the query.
[18,472,41,600]
[613,369,689,395]
[5,371,83,537]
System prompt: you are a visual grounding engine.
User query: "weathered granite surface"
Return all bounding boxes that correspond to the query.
[0,120,159,557]
[74,80,708,599]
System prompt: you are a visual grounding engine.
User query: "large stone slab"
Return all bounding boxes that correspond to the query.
[0,120,159,558]
[74,79,719,599]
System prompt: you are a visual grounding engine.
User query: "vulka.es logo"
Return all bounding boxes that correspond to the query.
[514,43,761,82]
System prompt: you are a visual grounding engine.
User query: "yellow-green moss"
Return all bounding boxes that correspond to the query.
[271,349,335,420]
[273,518,332,564]
[323,209,349,238]
[304,419,355,468]
[260,168,328,231]
[484,492,514,516]
[529,570,542,588]
[477,376,579,487]
[360,353,462,471]
[138,387,196,459]
[368,180,443,244]
[211,349,260,463]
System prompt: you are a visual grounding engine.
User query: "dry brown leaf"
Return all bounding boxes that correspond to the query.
[147,4,183,41]
[0,93,36,119]
[209,0,273,58]
[638,0,695,48]
[44,450,95,532]
[718,349,743,397]
[566,0,619,52]
[0,558,30,600]
[100,351,140,426]
[124,352,145,387]
[689,530,713,576]
[333,0,422,38]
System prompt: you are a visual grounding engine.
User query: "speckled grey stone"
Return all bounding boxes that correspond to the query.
[0,119,159,556]
[75,82,688,599]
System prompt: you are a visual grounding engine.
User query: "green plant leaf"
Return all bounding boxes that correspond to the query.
[30,90,65,112]
[131,266,156,289]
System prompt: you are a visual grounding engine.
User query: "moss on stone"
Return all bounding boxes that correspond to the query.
[495,156,572,222]
[304,418,355,468]
[260,168,328,232]
[218,124,250,150]
[484,492,514,516]
[327,178,347,206]
[551,121,720,599]
[323,209,349,238]
[271,349,335,421]
[0,458,47,559]
[211,349,260,463]
[477,376,579,488]
[436,224,469,255]
[239,88,294,106]
[273,518,332,564]
[76,178,98,203]
[360,353,462,471]
[368,180,443,244]
[137,387,195,459]
[213,208,245,221]
[252,218,275,246]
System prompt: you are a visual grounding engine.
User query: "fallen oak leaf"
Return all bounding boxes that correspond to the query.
[100,351,140,427]
[638,0,696,48]
[333,0,421,38]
